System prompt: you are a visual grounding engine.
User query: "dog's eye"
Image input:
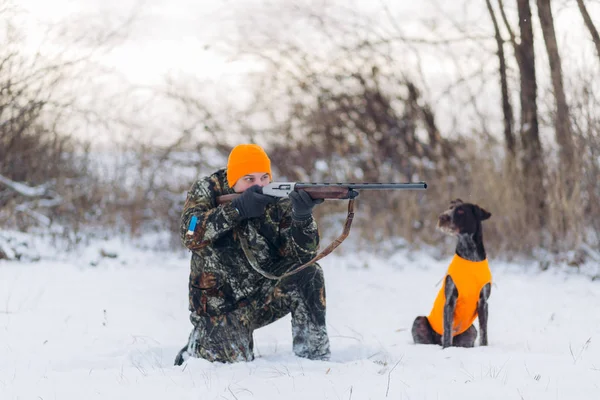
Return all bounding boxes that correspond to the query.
[457,209,464,215]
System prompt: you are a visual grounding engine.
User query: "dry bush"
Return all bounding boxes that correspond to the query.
[572,71,600,244]
[0,1,138,246]
[0,8,95,235]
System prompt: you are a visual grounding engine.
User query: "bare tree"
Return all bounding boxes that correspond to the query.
[536,0,576,189]
[513,0,546,232]
[486,0,515,160]
[576,0,600,63]
[498,0,546,232]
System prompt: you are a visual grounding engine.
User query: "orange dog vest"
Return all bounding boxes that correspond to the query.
[427,254,492,336]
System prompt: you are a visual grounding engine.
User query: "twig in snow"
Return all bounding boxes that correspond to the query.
[330,335,362,342]
[228,386,239,400]
[386,356,403,397]
[569,338,592,364]
[345,326,364,341]
[119,364,129,383]
[186,366,196,388]
[461,366,475,381]
[131,358,148,377]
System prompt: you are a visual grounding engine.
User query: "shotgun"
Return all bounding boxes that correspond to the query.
[216,181,427,204]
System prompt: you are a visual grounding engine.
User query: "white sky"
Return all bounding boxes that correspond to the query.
[16,0,597,82]
[16,0,243,84]
[16,0,462,85]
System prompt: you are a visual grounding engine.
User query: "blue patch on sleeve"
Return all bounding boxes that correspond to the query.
[186,216,198,235]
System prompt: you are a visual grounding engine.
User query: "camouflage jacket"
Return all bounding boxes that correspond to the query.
[180,169,320,318]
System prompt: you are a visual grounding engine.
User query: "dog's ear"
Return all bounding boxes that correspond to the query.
[473,205,491,221]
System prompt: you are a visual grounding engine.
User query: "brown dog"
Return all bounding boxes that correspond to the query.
[412,199,492,348]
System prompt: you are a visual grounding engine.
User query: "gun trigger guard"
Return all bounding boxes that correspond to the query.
[347,189,359,199]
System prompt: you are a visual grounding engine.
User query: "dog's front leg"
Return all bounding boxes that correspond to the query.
[442,275,458,348]
[477,283,491,346]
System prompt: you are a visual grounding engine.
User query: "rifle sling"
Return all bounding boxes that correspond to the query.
[239,199,355,283]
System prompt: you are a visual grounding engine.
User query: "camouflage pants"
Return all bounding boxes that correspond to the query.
[175,263,330,364]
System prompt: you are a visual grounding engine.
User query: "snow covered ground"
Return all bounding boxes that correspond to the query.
[1,234,599,400]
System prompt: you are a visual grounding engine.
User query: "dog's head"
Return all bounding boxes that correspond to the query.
[437,199,491,236]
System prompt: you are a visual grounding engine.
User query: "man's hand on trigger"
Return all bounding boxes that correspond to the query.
[231,185,276,219]
[289,190,324,221]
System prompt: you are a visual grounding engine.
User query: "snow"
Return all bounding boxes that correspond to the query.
[0,175,49,198]
[1,234,599,399]
[0,231,41,262]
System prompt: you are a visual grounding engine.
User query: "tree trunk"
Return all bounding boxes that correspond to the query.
[486,0,515,159]
[517,0,546,231]
[576,0,600,63]
[536,0,576,188]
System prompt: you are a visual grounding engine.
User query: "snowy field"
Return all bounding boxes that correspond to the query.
[1,234,599,400]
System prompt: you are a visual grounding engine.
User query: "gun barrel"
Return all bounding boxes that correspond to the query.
[295,182,428,190]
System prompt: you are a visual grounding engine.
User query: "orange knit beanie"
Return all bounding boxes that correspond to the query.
[226,144,272,187]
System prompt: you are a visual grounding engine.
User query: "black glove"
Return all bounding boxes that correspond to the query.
[231,185,276,219]
[289,190,324,221]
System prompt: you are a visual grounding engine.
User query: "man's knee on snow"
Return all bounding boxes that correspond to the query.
[183,313,255,363]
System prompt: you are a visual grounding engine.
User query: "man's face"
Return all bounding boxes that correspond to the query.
[233,172,271,192]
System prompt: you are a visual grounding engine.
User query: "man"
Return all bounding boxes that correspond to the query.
[174,143,330,364]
